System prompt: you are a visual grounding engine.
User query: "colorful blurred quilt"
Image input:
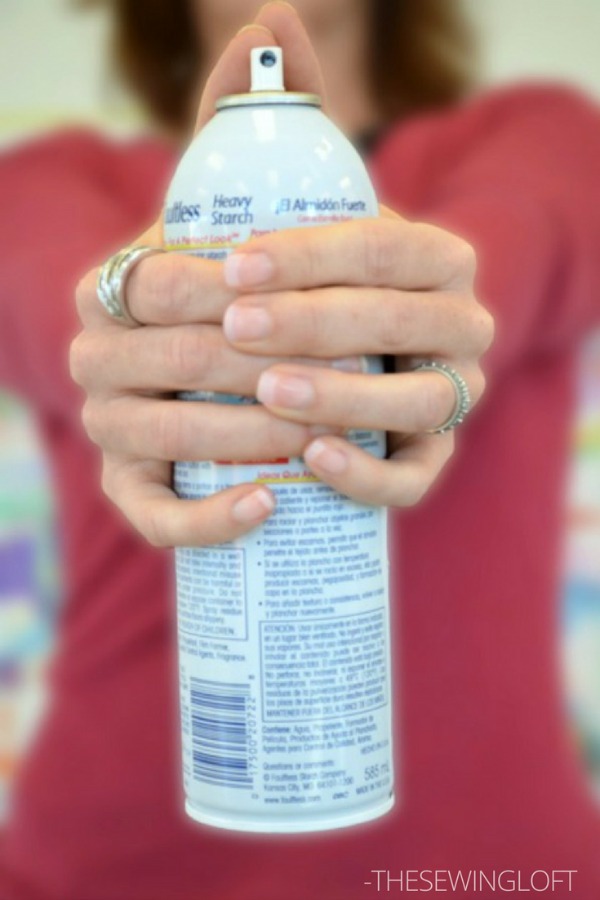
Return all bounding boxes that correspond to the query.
[563,333,600,792]
[0,392,59,821]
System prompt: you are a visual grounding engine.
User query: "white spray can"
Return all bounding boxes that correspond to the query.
[164,47,394,833]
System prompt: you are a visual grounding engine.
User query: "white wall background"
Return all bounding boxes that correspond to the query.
[0,0,133,142]
[1,0,599,142]
[469,0,600,90]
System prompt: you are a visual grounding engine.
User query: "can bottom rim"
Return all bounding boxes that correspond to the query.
[185,792,394,834]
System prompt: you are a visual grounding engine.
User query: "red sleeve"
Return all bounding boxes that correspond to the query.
[0,131,173,418]
[370,84,600,379]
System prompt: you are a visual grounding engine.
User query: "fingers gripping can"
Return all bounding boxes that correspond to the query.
[164,47,395,832]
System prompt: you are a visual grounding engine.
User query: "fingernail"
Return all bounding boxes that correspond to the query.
[331,356,364,373]
[224,252,274,288]
[232,487,275,523]
[257,371,315,408]
[236,22,275,36]
[304,439,347,474]
[224,305,273,342]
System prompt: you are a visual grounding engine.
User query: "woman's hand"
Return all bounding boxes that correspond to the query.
[69,2,493,549]
[71,245,334,547]
[222,210,493,507]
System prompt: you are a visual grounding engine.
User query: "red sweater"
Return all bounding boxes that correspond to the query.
[1,84,600,900]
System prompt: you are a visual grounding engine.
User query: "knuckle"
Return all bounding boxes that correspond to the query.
[155,405,178,459]
[456,296,495,358]
[155,403,190,460]
[81,399,102,444]
[146,256,192,322]
[301,230,329,286]
[446,237,477,285]
[419,375,454,431]
[141,505,171,548]
[379,291,414,352]
[68,332,90,386]
[302,295,324,348]
[75,270,98,322]
[167,327,211,387]
[362,219,399,285]
[476,306,495,354]
[423,226,477,286]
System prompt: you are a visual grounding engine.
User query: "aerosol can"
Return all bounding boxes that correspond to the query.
[164,46,394,833]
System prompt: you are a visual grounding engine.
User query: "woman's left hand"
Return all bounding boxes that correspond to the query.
[222,208,494,507]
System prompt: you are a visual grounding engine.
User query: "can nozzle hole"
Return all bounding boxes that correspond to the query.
[260,50,278,68]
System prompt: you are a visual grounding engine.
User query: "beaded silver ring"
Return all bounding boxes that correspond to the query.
[413,360,472,434]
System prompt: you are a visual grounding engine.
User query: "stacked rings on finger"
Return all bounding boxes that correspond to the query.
[96,246,165,326]
[413,360,472,434]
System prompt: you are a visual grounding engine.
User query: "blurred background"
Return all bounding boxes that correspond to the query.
[0,0,599,821]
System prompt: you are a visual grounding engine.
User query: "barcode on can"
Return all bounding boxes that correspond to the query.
[190,678,253,788]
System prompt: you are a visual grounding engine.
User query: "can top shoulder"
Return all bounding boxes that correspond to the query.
[216,92,321,112]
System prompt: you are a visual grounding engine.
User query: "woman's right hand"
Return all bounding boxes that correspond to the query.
[70,243,331,548]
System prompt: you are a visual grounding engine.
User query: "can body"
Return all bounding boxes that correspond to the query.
[164,101,395,832]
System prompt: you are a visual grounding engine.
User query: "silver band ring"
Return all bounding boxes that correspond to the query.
[413,360,472,434]
[96,245,165,326]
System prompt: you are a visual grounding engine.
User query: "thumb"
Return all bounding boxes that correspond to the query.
[195,2,326,133]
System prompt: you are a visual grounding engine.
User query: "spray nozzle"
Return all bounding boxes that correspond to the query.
[251,47,285,92]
